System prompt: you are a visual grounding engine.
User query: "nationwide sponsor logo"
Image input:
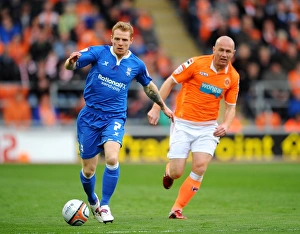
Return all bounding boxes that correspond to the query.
[98,74,126,91]
[200,82,223,98]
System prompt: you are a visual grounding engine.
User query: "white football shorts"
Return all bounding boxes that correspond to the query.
[167,118,220,159]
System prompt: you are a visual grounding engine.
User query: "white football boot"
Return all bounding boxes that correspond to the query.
[89,194,114,223]
[98,205,114,223]
[89,194,102,223]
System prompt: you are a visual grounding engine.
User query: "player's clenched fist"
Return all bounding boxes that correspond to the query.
[65,52,81,70]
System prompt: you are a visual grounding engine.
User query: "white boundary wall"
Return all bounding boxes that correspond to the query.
[1,125,299,163]
[0,127,77,163]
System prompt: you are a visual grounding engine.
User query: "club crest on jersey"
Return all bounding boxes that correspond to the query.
[126,67,132,76]
[224,78,230,87]
[200,82,223,98]
[200,71,208,76]
[183,58,194,68]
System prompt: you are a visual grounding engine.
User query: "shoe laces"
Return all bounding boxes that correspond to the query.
[100,205,111,215]
[101,209,109,214]
[93,207,101,215]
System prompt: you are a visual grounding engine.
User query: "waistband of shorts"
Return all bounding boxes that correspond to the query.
[175,117,217,126]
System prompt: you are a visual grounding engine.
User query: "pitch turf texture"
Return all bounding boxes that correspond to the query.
[0,163,299,234]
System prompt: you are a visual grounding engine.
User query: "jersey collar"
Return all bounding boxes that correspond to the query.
[210,57,229,74]
[110,46,132,65]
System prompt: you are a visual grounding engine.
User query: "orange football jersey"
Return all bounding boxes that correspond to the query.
[172,54,240,122]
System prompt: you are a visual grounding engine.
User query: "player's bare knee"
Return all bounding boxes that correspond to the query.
[105,157,118,166]
[170,170,184,179]
[82,167,96,178]
[192,164,208,176]
[82,163,97,177]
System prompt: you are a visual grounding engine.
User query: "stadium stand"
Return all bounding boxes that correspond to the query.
[0,0,172,126]
[170,0,300,129]
[0,0,299,130]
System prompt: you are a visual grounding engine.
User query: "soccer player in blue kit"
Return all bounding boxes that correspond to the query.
[64,21,174,224]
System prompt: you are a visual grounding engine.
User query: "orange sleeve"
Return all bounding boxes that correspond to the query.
[224,69,240,105]
[172,57,196,83]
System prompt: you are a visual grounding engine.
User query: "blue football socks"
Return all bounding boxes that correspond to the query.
[100,163,120,206]
[80,169,97,205]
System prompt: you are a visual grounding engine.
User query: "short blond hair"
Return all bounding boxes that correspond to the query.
[112,21,134,38]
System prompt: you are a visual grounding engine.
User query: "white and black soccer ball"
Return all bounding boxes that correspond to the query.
[62,199,89,226]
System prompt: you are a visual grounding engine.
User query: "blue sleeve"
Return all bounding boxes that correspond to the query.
[32,108,40,122]
[136,60,152,86]
[75,46,102,68]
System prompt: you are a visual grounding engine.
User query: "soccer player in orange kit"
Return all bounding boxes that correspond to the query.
[148,36,240,219]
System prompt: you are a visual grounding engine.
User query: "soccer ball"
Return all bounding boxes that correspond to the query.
[62,199,89,226]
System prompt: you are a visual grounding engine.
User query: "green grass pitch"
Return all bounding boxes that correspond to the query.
[0,162,299,234]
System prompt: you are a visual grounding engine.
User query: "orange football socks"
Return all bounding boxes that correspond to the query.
[171,175,201,211]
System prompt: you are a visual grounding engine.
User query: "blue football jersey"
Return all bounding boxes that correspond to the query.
[75,45,152,113]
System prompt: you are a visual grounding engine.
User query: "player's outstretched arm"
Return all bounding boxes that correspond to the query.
[65,52,81,70]
[147,77,177,125]
[144,81,174,125]
[213,104,236,137]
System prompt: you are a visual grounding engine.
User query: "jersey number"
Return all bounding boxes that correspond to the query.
[114,122,121,131]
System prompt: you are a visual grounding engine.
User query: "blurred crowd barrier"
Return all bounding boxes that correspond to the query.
[0,125,299,164]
